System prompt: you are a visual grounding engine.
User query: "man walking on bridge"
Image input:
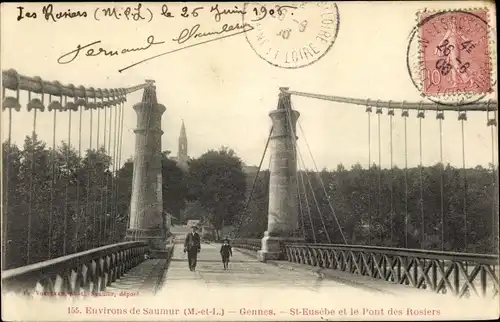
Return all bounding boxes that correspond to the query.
[184,225,201,271]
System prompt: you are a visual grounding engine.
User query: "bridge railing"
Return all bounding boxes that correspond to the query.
[230,239,498,299]
[231,238,261,252]
[284,243,499,299]
[2,241,148,297]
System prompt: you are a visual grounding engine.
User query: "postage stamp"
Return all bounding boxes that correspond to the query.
[243,1,339,69]
[406,8,496,105]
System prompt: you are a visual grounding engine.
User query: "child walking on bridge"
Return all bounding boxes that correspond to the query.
[220,238,232,270]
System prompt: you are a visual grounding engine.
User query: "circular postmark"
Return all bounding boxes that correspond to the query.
[243,2,339,69]
[406,9,496,106]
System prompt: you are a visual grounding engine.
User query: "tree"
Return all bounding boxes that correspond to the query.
[2,142,22,269]
[115,157,134,241]
[234,160,497,254]
[161,154,188,220]
[187,146,247,239]
[234,170,270,238]
[114,152,189,239]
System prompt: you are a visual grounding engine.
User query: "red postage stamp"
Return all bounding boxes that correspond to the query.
[418,9,492,96]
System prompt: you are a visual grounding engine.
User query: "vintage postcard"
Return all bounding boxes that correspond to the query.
[1,1,498,321]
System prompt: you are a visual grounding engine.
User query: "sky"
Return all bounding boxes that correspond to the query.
[1,1,498,171]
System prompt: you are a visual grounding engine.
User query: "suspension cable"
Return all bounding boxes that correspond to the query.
[292,105,348,244]
[402,105,409,249]
[283,89,497,111]
[296,164,306,241]
[95,101,101,247]
[2,85,14,268]
[111,97,119,242]
[298,166,317,243]
[3,83,15,146]
[3,84,21,267]
[63,96,71,255]
[366,105,372,244]
[459,111,468,252]
[106,99,113,243]
[100,102,108,245]
[85,100,93,250]
[27,91,37,264]
[388,104,394,244]
[296,120,348,244]
[437,110,445,251]
[117,101,124,240]
[114,97,123,241]
[48,94,58,259]
[376,105,382,243]
[75,101,83,253]
[418,106,425,249]
[114,100,125,241]
[243,126,273,216]
[234,152,274,236]
[298,152,327,242]
[284,103,332,243]
[1,71,149,100]
[487,104,497,249]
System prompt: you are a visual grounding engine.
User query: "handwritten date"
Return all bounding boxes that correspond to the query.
[251,5,297,22]
[16,3,296,24]
[210,4,246,22]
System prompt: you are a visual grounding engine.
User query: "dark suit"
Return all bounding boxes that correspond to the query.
[220,244,232,263]
[184,232,201,270]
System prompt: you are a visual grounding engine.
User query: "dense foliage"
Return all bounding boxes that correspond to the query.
[3,132,496,270]
[2,137,188,269]
[186,147,247,239]
[235,163,498,254]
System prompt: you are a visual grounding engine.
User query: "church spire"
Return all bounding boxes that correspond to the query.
[180,119,187,139]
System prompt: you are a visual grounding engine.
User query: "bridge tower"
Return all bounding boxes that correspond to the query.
[126,80,168,257]
[258,88,303,262]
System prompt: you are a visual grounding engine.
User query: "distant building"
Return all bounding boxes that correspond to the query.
[170,120,189,171]
[187,219,201,228]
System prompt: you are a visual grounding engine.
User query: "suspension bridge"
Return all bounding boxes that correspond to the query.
[1,68,498,306]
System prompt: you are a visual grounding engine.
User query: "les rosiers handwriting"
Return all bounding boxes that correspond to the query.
[57,35,164,64]
[17,4,87,22]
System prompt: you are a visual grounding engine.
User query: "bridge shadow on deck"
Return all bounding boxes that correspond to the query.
[170,258,257,263]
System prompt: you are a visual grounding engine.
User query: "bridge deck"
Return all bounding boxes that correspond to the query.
[148,243,485,321]
[107,240,440,296]
[106,258,167,295]
[4,239,495,321]
[161,242,362,292]
[234,247,438,297]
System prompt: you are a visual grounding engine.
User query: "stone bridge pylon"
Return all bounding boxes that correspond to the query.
[258,88,304,261]
[125,80,168,257]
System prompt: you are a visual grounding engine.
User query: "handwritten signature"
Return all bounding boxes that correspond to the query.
[173,22,252,45]
[118,22,254,72]
[57,35,165,64]
[56,21,255,72]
